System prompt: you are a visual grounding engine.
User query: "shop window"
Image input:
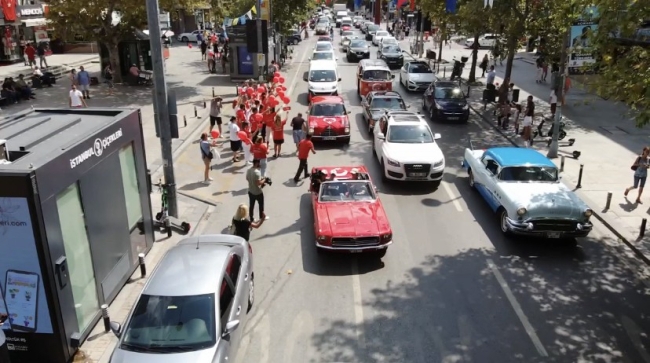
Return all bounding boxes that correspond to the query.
[56,183,100,333]
[118,144,143,230]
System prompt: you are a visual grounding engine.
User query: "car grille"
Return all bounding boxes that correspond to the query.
[331,236,380,247]
[319,127,337,137]
[311,91,336,97]
[404,164,431,178]
[415,82,431,88]
[531,220,577,232]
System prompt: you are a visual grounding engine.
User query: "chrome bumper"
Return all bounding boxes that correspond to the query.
[316,240,392,251]
[405,81,430,91]
[505,217,593,238]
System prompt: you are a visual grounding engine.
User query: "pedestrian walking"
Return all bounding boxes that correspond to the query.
[513,103,522,135]
[267,60,278,83]
[24,43,36,69]
[104,64,114,95]
[69,85,87,108]
[229,204,265,241]
[625,147,650,204]
[251,136,269,177]
[68,69,77,87]
[76,66,91,99]
[535,57,544,83]
[246,159,268,221]
[549,88,558,119]
[199,132,216,184]
[200,40,208,60]
[522,95,535,147]
[294,134,316,183]
[241,121,253,164]
[291,113,306,150]
[229,117,242,162]
[479,54,489,77]
[36,42,48,68]
[210,96,223,135]
[486,65,496,85]
[272,114,287,157]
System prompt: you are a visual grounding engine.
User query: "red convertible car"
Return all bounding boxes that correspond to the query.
[308,96,351,144]
[309,166,393,258]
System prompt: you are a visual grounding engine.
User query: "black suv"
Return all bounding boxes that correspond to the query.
[346,39,370,62]
[422,81,469,122]
[361,91,409,132]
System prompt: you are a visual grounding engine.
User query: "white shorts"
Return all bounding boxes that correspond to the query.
[78,84,89,91]
[522,116,533,127]
[265,126,272,138]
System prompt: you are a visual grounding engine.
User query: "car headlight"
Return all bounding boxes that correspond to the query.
[517,207,527,216]
[381,233,392,242]
[433,160,444,168]
[386,158,400,167]
[462,104,469,110]
[584,209,593,217]
[344,127,350,133]
[317,235,327,242]
[309,127,314,133]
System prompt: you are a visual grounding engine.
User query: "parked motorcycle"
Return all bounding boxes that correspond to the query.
[533,119,567,141]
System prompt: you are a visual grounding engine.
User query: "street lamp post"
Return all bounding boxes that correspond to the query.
[547,28,570,159]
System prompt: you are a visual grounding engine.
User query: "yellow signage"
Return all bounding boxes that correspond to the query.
[260,0,271,21]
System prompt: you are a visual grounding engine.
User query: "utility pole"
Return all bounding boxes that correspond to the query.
[374,0,381,25]
[547,28,569,159]
[145,0,178,217]
[255,0,265,82]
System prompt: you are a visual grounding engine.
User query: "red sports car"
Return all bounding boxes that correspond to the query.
[307,96,351,143]
[309,166,393,258]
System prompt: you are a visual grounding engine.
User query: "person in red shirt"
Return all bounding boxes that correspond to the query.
[241,121,253,164]
[24,43,36,69]
[236,104,246,128]
[250,136,269,176]
[261,108,275,144]
[272,115,287,158]
[294,134,316,182]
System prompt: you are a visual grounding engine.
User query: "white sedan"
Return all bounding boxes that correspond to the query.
[399,61,437,92]
[372,30,390,46]
[465,33,501,48]
[379,37,398,47]
[177,30,202,43]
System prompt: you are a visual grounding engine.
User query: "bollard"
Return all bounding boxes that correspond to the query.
[640,218,647,240]
[443,67,446,78]
[183,115,187,127]
[560,155,565,172]
[194,106,198,118]
[138,253,146,278]
[605,192,612,210]
[203,100,206,108]
[212,87,215,97]
[576,164,584,189]
[101,304,110,332]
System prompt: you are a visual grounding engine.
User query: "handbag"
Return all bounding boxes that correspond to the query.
[210,147,220,160]
[201,147,213,160]
[632,157,641,171]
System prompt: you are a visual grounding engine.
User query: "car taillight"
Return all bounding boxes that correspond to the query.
[381,233,392,243]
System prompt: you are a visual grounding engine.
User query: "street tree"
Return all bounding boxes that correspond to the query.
[587,0,650,126]
[272,0,318,33]
[47,0,198,83]
[420,1,455,63]
[454,0,494,82]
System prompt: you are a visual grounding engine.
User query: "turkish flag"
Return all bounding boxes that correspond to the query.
[396,0,407,7]
[2,0,17,22]
[410,0,416,11]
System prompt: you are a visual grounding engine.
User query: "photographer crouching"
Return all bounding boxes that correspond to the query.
[246,159,272,221]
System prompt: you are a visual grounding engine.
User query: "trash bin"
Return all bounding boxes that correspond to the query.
[511,89,520,103]
[426,49,436,60]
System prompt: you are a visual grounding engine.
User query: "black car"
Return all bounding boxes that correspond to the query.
[362,91,408,132]
[422,81,470,122]
[346,39,370,62]
[365,25,379,40]
[378,45,404,68]
[286,32,302,45]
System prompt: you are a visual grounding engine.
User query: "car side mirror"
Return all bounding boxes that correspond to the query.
[377,134,385,140]
[222,320,240,338]
[308,57,311,60]
[391,74,395,79]
[110,321,122,338]
[347,110,352,114]
[434,133,441,140]
[338,77,342,82]
[303,75,308,81]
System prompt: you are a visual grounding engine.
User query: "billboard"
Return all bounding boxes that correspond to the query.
[569,6,599,73]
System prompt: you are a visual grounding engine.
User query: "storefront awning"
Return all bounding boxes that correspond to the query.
[22,18,48,27]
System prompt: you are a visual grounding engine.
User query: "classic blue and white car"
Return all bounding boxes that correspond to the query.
[462,146,593,239]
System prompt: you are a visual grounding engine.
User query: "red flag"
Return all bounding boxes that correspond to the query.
[410,0,416,11]
[397,0,407,7]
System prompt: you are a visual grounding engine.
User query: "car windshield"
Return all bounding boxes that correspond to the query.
[350,40,366,47]
[370,97,405,110]
[387,125,434,143]
[367,25,379,31]
[382,45,401,53]
[363,69,391,80]
[409,63,433,73]
[121,294,216,352]
[319,181,376,201]
[318,18,329,23]
[309,70,337,82]
[499,166,559,182]
[435,87,464,99]
[311,103,346,116]
[318,37,331,41]
[312,52,334,60]
[382,38,398,45]
[342,31,354,36]
[376,31,389,37]
[316,43,333,51]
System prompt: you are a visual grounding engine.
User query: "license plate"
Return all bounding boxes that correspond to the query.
[547,232,562,238]
[350,249,363,253]
[409,172,427,177]
[447,117,459,120]
[323,136,336,140]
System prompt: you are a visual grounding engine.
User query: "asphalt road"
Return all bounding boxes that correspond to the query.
[174,30,650,363]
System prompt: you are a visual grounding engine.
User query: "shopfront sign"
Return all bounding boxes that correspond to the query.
[69,128,123,169]
[17,5,43,17]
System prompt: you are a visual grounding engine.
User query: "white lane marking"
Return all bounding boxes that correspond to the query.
[283,310,315,363]
[441,181,463,212]
[258,313,271,363]
[287,42,311,96]
[351,258,366,349]
[487,259,548,357]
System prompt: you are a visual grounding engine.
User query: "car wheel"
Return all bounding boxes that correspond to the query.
[468,169,475,188]
[247,276,254,312]
[293,39,299,45]
[375,249,387,258]
[499,208,512,236]
[381,159,388,182]
[181,36,188,42]
[372,137,377,154]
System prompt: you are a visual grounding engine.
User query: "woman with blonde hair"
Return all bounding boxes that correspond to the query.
[229,204,265,241]
[272,114,287,158]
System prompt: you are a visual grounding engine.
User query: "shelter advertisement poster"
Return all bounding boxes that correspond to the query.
[238,46,254,75]
[569,6,599,73]
[0,197,53,338]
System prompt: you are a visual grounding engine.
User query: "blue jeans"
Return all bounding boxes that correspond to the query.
[260,158,267,177]
[292,130,304,144]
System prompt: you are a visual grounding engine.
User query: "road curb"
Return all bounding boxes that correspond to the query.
[467,96,650,265]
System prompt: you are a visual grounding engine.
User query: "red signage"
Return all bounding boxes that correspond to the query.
[1,0,17,22]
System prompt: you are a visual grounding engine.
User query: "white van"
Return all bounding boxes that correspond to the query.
[304,60,341,101]
[335,10,348,27]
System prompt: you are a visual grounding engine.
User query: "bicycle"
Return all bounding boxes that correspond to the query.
[154,179,191,237]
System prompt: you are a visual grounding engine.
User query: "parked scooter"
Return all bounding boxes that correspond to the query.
[533,118,567,140]
[450,56,468,81]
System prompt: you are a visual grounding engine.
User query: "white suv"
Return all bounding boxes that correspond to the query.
[372,111,445,186]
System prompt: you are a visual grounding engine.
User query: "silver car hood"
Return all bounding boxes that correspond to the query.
[110,347,216,363]
[498,182,588,220]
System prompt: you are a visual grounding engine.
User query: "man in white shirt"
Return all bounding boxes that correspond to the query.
[69,85,87,108]
[229,116,242,162]
[549,89,558,118]
[486,66,496,85]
